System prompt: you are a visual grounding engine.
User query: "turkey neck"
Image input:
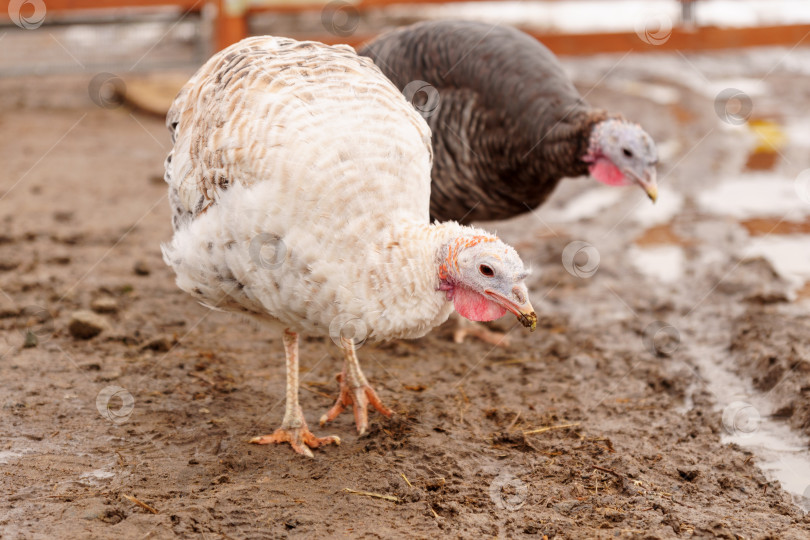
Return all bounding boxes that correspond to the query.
[526,107,611,180]
[366,220,473,339]
[495,106,612,215]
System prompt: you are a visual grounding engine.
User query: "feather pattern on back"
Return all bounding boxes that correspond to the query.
[359,21,611,222]
[162,36,499,341]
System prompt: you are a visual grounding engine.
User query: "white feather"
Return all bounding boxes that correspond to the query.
[163,36,496,342]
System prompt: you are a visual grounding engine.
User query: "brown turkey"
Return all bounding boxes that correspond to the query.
[359,20,659,224]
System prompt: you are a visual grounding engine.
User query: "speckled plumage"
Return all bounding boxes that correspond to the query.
[162,36,521,343]
[360,20,657,222]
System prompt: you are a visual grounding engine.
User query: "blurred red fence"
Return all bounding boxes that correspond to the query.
[2,0,809,62]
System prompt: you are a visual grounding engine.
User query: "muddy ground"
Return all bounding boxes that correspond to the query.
[2,46,810,539]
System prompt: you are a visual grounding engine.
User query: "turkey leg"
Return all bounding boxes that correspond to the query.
[250,329,340,457]
[319,337,393,436]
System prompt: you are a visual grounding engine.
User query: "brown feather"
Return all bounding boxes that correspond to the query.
[360,20,618,223]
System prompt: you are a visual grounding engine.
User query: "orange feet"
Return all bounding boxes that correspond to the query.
[319,372,393,436]
[250,421,340,458]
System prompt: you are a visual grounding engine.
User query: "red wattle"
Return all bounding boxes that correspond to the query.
[589,158,627,187]
[452,285,507,322]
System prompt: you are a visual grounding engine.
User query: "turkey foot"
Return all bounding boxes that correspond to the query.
[453,316,511,347]
[250,329,340,457]
[321,337,392,435]
[319,372,393,436]
[250,419,340,458]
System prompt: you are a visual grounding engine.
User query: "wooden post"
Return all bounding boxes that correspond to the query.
[216,0,249,51]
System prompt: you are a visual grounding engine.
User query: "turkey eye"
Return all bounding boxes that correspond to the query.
[622,148,634,158]
[479,264,495,277]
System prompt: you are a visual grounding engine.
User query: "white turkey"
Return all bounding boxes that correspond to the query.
[162,36,537,457]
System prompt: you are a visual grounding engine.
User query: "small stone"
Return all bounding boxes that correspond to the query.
[53,210,74,223]
[80,501,108,521]
[47,255,71,265]
[23,331,37,348]
[68,311,109,340]
[133,261,150,276]
[91,297,118,314]
[143,336,171,352]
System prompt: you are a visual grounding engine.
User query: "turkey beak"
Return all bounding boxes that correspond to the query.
[628,165,658,203]
[485,286,537,332]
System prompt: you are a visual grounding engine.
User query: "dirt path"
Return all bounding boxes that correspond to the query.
[2,49,810,538]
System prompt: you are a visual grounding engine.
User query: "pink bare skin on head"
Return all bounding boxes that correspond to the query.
[588,158,626,187]
[451,284,507,322]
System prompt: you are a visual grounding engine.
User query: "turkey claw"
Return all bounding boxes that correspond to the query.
[319,373,393,436]
[250,426,340,458]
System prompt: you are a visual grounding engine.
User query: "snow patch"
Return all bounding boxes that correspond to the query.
[550,186,625,223]
[629,245,685,283]
[698,173,809,219]
[633,187,683,227]
[684,344,810,507]
[744,235,810,286]
[80,469,116,480]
